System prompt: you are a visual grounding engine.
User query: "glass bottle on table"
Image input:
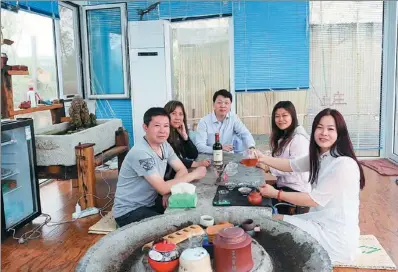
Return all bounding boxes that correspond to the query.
[213,133,223,167]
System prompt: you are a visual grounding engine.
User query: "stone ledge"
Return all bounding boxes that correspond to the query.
[35,119,123,166]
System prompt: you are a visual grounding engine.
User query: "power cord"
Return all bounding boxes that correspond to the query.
[94,157,117,217]
[8,213,51,244]
[9,164,116,244]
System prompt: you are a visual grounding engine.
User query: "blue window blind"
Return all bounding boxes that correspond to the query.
[96,100,134,146]
[126,1,232,21]
[86,8,125,95]
[233,1,309,91]
[125,1,309,91]
[158,1,232,19]
[126,1,159,21]
[1,1,59,18]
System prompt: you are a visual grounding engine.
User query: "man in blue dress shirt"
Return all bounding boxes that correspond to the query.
[195,89,256,154]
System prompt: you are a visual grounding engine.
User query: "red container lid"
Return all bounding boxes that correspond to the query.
[153,240,177,252]
[213,227,252,250]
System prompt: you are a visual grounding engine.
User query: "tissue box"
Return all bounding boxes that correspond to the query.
[170,183,196,195]
[168,193,198,208]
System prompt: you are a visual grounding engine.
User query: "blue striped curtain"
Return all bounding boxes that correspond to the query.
[233,1,309,91]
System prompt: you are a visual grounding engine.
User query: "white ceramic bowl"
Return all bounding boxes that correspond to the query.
[178,247,212,272]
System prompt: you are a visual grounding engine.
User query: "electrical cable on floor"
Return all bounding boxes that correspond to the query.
[8,213,51,244]
[94,159,116,217]
[9,164,116,244]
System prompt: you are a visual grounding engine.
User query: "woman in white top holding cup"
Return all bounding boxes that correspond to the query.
[255,108,365,264]
[257,101,311,214]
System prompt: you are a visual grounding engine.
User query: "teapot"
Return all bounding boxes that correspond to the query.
[148,240,180,272]
[247,189,262,206]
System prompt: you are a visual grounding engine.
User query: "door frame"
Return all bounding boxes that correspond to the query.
[382,1,398,163]
[56,1,84,100]
[80,3,129,99]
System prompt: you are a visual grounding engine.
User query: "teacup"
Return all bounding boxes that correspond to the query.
[179,247,212,272]
[200,215,215,227]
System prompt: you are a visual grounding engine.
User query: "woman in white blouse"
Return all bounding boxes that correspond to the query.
[257,101,311,214]
[255,108,365,264]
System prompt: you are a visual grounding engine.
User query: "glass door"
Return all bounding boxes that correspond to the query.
[393,40,398,158]
[57,1,83,99]
[388,7,398,162]
[1,120,41,230]
[171,17,232,131]
[383,1,398,163]
[392,77,398,161]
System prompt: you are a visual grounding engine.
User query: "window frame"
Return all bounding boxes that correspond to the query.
[382,1,398,162]
[1,7,61,104]
[56,1,84,100]
[80,3,129,99]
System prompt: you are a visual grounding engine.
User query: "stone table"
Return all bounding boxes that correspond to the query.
[165,152,276,217]
[77,156,333,272]
[77,208,332,272]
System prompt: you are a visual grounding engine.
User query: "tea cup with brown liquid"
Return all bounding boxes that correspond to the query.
[240,149,258,167]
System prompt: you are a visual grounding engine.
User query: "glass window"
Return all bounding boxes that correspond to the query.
[237,1,383,157]
[82,4,129,99]
[58,2,82,99]
[1,9,58,108]
[171,18,231,130]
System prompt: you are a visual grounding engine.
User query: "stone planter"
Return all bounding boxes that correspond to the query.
[35,119,123,166]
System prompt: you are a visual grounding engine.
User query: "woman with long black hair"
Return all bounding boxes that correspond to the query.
[164,100,210,180]
[258,101,310,214]
[256,108,365,264]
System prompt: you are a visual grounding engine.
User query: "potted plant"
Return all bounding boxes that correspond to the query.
[68,96,97,133]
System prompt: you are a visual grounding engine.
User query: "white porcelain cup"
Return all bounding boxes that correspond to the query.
[178,247,212,272]
[200,215,214,227]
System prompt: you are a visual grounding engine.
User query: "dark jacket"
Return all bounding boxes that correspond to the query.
[164,133,198,181]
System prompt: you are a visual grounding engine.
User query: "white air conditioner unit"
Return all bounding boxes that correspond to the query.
[129,20,173,144]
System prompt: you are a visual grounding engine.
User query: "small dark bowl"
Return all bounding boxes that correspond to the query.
[241,219,255,231]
